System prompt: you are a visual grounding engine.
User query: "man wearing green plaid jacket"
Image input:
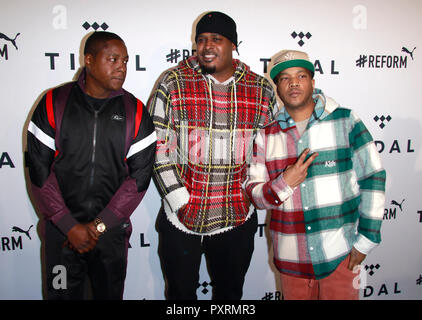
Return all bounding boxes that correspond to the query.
[245,50,386,299]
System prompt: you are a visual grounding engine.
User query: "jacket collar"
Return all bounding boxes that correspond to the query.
[275,88,339,129]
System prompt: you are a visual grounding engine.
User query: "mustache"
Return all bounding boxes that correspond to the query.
[201,50,217,56]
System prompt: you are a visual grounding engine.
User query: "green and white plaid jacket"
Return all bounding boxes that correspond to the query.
[245,89,386,279]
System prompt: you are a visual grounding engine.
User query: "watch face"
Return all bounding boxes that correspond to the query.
[97,223,106,233]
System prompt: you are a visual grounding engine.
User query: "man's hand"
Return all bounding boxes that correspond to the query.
[86,221,100,240]
[348,247,366,271]
[66,223,98,254]
[283,148,318,188]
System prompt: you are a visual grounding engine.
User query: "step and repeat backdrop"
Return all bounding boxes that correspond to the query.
[1,0,421,300]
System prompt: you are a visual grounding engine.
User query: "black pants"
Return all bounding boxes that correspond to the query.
[43,220,130,300]
[157,209,257,300]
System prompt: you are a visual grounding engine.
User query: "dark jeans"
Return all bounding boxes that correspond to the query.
[43,220,130,300]
[157,209,257,300]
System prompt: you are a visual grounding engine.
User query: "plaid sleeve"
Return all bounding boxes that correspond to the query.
[349,111,386,254]
[245,126,294,209]
[264,84,278,125]
[147,77,190,213]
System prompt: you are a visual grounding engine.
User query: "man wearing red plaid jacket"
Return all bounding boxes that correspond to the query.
[148,11,277,299]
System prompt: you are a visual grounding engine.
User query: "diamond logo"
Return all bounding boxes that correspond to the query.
[365,263,380,276]
[82,22,109,31]
[197,281,213,295]
[291,31,312,47]
[374,115,392,129]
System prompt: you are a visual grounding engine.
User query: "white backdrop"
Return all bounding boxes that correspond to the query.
[1,0,421,300]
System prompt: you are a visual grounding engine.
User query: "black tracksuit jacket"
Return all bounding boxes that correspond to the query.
[27,70,157,235]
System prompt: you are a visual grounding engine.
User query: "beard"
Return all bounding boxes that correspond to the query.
[200,64,216,75]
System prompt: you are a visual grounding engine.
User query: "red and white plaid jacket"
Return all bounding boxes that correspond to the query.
[148,56,277,234]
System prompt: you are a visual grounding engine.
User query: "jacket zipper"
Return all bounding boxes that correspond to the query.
[89,110,98,189]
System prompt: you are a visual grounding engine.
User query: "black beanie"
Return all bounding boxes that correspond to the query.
[195,11,238,46]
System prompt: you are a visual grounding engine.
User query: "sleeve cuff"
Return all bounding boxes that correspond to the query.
[52,212,79,235]
[354,233,379,255]
[164,187,190,213]
[270,173,294,203]
[97,207,123,230]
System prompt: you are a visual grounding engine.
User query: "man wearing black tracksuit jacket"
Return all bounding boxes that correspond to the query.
[27,32,156,299]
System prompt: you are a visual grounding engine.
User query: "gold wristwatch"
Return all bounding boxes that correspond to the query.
[94,218,107,234]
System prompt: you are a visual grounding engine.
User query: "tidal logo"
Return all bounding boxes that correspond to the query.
[363,282,401,298]
[257,223,267,238]
[291,31,312,47]
[0,152,15,168]
[375,139,414,154]
[361,262,402,298]
[373,115,391,129]
[45,52,146,71]
[140,233,150,247]
[198,280,213,295]
[365,263,380,276]
[0,32,20,60]
[82,22,109,31]
[417,210,422,223]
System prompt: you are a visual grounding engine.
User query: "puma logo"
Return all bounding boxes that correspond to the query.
[0,32,21,50]
[401,47,416,60]
[391,199,405,212]
[12,225,33,240]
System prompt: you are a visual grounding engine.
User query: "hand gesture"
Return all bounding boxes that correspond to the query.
[283,148,318,188]
[65,223,98,254]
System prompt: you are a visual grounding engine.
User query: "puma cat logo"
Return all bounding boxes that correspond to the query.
[12,225,33,240]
